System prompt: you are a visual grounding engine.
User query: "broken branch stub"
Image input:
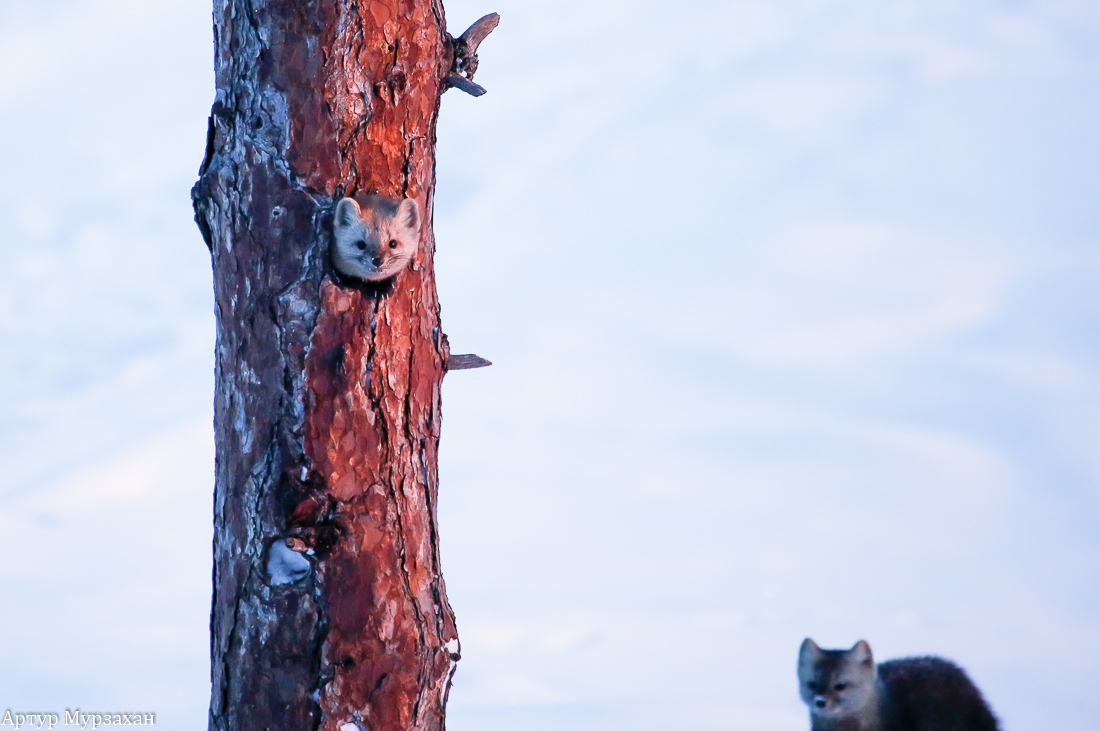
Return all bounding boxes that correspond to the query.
[445,11,500,96]
[446,354,492,370]
[443,73,488,97]
[459,13,500,53]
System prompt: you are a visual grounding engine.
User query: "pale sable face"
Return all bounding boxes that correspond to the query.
[331,195,421,282]
[798,639,878,719]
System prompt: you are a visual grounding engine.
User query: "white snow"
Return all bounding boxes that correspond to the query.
[266,540,312,586]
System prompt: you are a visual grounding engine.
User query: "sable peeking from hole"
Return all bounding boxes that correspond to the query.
[331,194,421,282]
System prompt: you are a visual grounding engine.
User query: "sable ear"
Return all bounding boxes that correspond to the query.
[334,197,362,230]
[799,638,822,665]
[396,198,420,232]
[850,640,873,666]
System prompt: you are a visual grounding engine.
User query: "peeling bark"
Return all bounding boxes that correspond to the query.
[191,2,473,729]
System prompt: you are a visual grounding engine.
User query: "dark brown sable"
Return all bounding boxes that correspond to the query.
[191,2,495,730]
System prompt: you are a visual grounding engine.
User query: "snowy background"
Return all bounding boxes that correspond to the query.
[1,0,1098,729]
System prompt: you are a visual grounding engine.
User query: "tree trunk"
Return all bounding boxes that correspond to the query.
[190,2,485,729]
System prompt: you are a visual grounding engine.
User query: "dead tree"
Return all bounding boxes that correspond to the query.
[191,2,496,729]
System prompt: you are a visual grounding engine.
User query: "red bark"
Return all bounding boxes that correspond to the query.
[306,280,455,731]
[191,1,478,729]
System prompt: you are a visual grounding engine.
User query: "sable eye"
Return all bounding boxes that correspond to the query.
[834,682,848,691]
[355,240,367,251]
[388,239,398,249]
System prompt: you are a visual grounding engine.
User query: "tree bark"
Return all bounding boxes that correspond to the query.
[191,2,474,729]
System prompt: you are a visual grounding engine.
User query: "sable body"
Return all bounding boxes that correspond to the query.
[331,194,421,282]
[798,639,999,731]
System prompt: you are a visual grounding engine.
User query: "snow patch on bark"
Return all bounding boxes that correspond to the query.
[266,539,311,585]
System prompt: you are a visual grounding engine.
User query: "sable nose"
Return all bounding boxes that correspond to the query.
[815,698,826,708]
[371,256,383,267]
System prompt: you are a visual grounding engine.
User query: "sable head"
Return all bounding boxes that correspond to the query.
[798,639,878,719]
[331,194,421,282]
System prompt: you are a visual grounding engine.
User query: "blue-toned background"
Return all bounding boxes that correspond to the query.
[1,1,1097,728]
